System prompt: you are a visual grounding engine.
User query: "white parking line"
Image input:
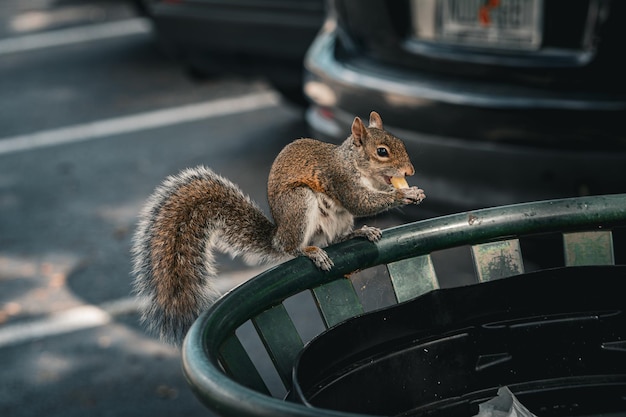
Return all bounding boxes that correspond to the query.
[0,305,113,348]
[0,91,281,156]
[0,266,270,348]
[0,18,151,56]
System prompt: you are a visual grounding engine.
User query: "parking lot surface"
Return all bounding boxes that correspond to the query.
[0,2,328,416]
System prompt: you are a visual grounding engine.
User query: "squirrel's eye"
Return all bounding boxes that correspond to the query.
[376,147,389,158]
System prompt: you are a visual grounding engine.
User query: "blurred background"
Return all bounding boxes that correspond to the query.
[0,0,624,416]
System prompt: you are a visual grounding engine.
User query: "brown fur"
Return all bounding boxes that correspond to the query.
[131,112,425,345]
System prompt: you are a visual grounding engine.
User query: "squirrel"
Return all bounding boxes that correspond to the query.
[131,111,425,345]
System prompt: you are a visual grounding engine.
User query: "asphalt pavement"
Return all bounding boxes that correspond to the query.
[0,2,319,416]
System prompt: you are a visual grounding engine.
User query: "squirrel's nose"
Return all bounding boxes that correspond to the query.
[404,164,415,177]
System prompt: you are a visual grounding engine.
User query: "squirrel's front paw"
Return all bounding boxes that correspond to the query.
[353,225,382,242]
[302,246,334,271]
[400,186,426,205]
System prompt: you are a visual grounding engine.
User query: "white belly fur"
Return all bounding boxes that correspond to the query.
[302,191,354,248]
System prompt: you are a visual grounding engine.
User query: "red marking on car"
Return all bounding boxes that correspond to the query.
[479,0,501,26]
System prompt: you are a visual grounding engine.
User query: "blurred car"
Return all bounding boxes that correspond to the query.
[304,0,626,215]
[135,0,325,104]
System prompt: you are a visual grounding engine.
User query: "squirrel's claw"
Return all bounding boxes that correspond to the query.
[412,188,426,205]
[353,225,382,242]
[401,187,426,205]
[303,246,334,271]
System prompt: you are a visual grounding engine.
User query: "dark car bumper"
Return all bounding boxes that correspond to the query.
[304,28,626,214]
[305,27,626,146]
[141,0,325,104]
[146,0,324,62]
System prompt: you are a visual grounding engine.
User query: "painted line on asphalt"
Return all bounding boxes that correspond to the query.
[0,91,281,156]
[0,266,269,348]
[0,304,116,348]
[0,18,151,56]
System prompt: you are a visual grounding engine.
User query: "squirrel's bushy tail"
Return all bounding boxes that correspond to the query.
[131,166,281,345]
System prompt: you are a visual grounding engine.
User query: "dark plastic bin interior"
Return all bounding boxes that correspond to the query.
[293,266,626,417]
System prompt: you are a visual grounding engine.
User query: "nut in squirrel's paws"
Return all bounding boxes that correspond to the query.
[391,176,426,205]
[390,176,409,189]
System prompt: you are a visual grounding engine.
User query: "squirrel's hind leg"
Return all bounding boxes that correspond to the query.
[302,246,334,271]
[297,224,379,271]
[271,187,335,271]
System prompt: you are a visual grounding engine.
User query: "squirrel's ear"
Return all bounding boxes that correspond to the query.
[351,116,367,147]
[369,111,383,129]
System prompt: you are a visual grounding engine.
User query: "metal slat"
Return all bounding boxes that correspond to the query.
[471,239,524,282]
[351,265,397,312]
[388,254,439,303]
[312,278,363,328]
[563,230,615,266]
[252,304,303,389]
[218,334,270,395]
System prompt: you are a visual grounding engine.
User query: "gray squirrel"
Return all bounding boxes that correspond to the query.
[131,111,425,344]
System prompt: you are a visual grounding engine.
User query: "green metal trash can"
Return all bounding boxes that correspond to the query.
[182,194,626,417]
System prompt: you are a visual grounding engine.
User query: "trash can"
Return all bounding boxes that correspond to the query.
[182,194,626,417]
[292,266,626,416]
